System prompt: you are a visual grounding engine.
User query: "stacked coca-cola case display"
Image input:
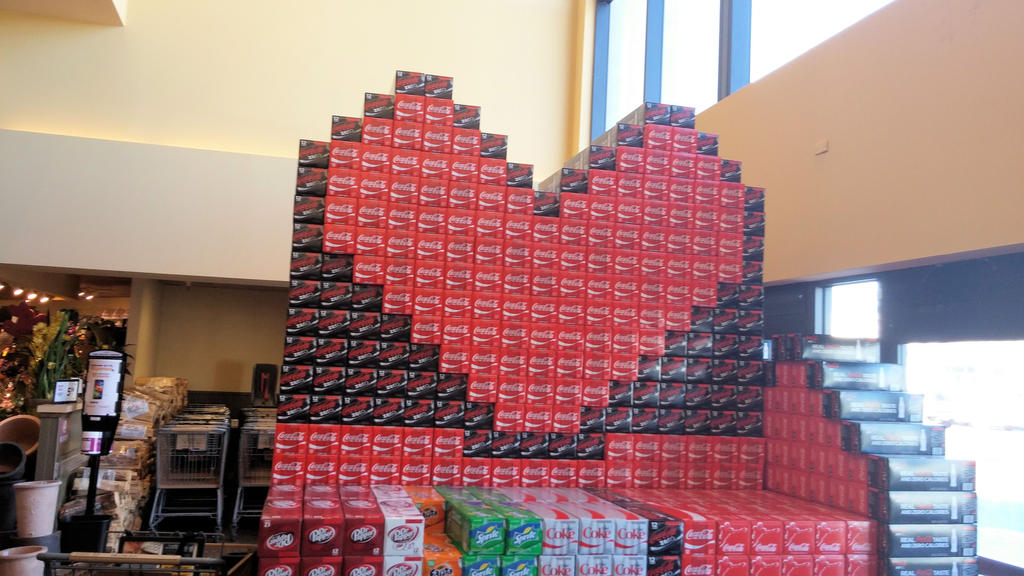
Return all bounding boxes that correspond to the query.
[766,335,978,576]
[601,489,877,576]
[277,69,768,490]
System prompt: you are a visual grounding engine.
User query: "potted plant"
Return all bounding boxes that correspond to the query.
[0,303,47,418]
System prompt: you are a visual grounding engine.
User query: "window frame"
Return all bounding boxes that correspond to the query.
[816,278,881,339]
[590,0,751,138]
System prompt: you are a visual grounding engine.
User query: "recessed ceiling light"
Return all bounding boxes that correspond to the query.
[12,288,24,296]
[26,292,37,300]
[39,296,50,303]
[78,291,86,297]
[85,294,94,300]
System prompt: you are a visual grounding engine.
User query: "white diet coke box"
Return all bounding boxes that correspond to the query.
[577,555,613,576]
[521,502,580,555]
[611,556,645,576]
[588,503,648,555]
[539,555,576,576]
[556,503,615,555]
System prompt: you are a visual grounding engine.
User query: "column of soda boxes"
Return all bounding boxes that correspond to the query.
[282,69,767,488]
[765,335,978,576]
[259,485,879,576]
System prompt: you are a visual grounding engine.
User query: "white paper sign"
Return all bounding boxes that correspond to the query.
[84,354,124,417]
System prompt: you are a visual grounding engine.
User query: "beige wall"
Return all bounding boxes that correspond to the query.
[0,1,586,393]
[698,0,1024,283]
[126,279,162,380]
[0,129,295,284]
[0,1,585,284]
[0,0,579,174]
[152,284,286,393]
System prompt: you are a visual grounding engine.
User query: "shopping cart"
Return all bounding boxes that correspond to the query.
[40,529,255,575]
[39,552,226,576]
[230,409,275,537]
[150,406,231,533]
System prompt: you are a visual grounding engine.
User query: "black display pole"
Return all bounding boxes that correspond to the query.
[84,454,100,517]
[60,349,126,552]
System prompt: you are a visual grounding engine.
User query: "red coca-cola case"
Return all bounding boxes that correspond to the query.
[492,460,522,487]
[783,521,815,555]
[400,457,431,485]
[520,460,550,487]
[781,556,813,576]
[576,460,606,488]
[717,519,751,555]
[338,455,370,486]
[431,457,462,485]
[462,457,493,486]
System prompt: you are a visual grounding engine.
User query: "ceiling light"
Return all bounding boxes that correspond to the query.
[85,294,94,300]
[0,283,5,290]
[77,291,86,297]
[26,292,37,300]
[12,288,24,296]
[39,296,50,303]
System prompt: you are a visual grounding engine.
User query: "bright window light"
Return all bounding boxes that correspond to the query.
[606,0,647,129]
[662,0,720,113]
[827,280,879,338]
[905,342,1024,568]
[750,0,896,83]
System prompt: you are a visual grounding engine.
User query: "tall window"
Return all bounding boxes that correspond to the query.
[596,0,901,135]
[904,342,1024,568]
[822,280,880,338]
[661,0,720,113]
[749,0,896,82]
[605,0,648,129]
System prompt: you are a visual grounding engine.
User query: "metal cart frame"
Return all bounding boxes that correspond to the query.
[150,419,230,533]
[230,424,273,537]
[38,530,255,575]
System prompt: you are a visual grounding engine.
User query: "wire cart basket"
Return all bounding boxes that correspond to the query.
[38,530,255,575]
[39,552,226,576]
[150,406,231,533]
[230,409,275,537]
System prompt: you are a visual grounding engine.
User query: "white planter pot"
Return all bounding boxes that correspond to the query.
[14,480,61,538]
[0,545,46,576]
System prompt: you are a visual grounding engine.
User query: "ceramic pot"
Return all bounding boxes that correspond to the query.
[0,416,40,456]
[10,532,59,555]
[13,481,61,538]
[0,545,46,576]
[0,444,24,482]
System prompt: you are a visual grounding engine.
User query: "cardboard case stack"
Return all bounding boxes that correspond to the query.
[275,70,767,491]
[767,335,978,576]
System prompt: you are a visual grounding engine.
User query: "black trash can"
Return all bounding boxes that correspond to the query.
[59,514,111,553]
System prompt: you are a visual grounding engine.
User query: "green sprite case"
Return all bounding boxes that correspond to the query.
[500,556,539,576]
[488,502,543,555]
[446,500,507,555]
[463,555,502,576]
